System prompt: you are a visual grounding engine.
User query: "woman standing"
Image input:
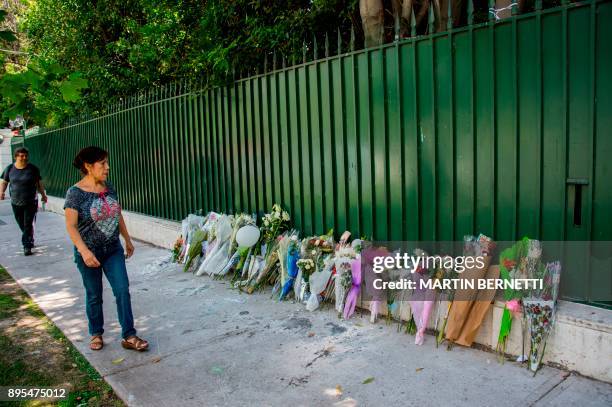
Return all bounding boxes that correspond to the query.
[64,146,148,352]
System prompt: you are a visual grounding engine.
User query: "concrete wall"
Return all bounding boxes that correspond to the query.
[42,195,612,383]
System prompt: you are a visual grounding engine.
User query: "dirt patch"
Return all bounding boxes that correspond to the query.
[0,266,124,406]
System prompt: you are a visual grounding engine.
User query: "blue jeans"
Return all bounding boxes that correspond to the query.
[74,241,137,339]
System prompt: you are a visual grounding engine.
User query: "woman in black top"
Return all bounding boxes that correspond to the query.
[0,147,48,255]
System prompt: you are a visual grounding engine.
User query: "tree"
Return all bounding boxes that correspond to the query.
[0,5,89,127]
[19,0,359,117]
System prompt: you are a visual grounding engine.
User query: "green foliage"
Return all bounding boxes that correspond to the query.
[17,0,358,119]
[0,59,89,126]
[0,6,89,126]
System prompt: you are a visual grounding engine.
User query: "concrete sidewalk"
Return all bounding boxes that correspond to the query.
[0,201,610,407]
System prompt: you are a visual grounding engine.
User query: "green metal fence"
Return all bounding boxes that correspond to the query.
[13,0,612,303]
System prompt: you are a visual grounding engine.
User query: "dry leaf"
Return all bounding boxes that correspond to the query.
[335,385,343,396]
[362,377,375,384]
[416,367,424,372]
[308,332,315,337]
[151,357,162,363]
[112,357,125,365]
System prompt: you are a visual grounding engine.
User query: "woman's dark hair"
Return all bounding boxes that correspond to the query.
[13,147,29,157]
[73,146,108,175]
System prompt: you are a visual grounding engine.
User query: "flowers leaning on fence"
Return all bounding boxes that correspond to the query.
[261,204,291,247]
[333,242,360,316]
[496,237,541,361]
[523,261,561,374]
[280,237,301,300]
[294,231,335,303]
[197,215,233,276]
[166,209,566,367]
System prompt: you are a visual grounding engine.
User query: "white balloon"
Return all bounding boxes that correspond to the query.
[236,225,260,248]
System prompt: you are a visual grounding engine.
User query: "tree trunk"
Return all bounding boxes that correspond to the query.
[360,0,385,47]
[390,0,414,38]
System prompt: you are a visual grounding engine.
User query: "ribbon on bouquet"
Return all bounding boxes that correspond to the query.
[279,245,300,300]
[343,256,362,319]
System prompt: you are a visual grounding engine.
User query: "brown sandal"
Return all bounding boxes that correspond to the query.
[121,335,149,352]
[90,335,103,351]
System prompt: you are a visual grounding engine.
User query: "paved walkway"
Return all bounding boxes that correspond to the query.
[0,203,611,406]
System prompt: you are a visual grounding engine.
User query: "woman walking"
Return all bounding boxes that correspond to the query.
[0,147,47,256]
[64,146,148,352]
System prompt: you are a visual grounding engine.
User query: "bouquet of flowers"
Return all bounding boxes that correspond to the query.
[333,240,360,315]
[196,215,233,276]
[271,231,299,295]
[496,237,541,360]
[279,237,300,300]
[198,212,220,260]
[342,255,363,319]
[523,261,561,373]
[295,231,335,303]
[178,214,206,263]
[296,258,316,302]
[305,255,335,311]
[183,229,207,273]
[443,235,496,347]
[240,237,281,293]
[172,236,184,262]
[408,249,436,345]
[260,204,291,248]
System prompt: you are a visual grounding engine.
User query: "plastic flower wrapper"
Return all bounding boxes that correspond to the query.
[208,216,238,277]
[242,238,281,293]
[362,244,390,324]
[496,237,538,360]
[306,255,335,311]
[236,254,265,289]
[334,246,357,315]
[270,231,299,297]
[296,258,316,302]
[443,235,495,348]
[294,231,335,303]
[202,212,220,246]
[180,214,206,263]
[293,267,303,301]
[343,256,363,319]
[220,249,243,276]
[522,261,561,373]
[196,215,232,276]
[277,231,297,285]
[407,249,435,345]
[183,229,206,273]
[256,242,280,285]
[279,238,300,300]
[331,238,362,313]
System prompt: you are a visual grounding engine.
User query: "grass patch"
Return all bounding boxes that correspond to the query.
[0,293,21,318]
[0,265,124,406]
